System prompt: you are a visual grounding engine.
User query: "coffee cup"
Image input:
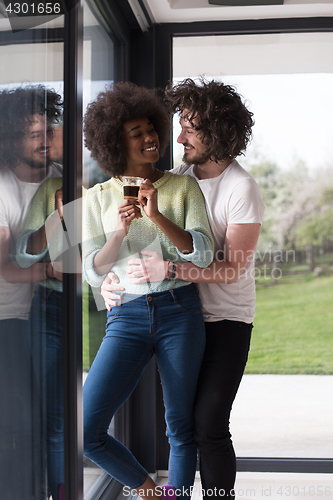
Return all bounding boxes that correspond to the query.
[122,176,143,200]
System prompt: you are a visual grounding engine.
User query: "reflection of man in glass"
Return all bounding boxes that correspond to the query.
[16,176,65,500]
[0,85,62,500]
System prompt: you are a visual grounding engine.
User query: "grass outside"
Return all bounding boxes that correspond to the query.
[83,275,333,375]
[246,275,333,374]
[82,281,107,372]
[83,309,106,372]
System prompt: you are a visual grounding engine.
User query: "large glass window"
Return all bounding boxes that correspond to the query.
[81,1,117,497]
[0,0,128,498]
[0,9,65,500]
[173,32,333,461]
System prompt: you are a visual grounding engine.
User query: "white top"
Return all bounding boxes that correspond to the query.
[0,164,62,320]
[172,160,265,323]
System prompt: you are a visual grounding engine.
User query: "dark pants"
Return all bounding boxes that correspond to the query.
[29,285,64,500]
[0,318,37,500]
[194,320,252,499]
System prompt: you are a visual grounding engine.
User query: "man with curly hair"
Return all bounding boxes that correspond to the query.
[0,85,62,499]
[163,78,265,499]
[102,78,265,499]
[0,85,62,314]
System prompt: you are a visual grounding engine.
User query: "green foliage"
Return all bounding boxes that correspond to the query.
[248,159,333,251]
[295,207,333,249]
[247,161,282,250]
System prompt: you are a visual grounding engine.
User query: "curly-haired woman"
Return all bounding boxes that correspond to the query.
[82,82,214,500]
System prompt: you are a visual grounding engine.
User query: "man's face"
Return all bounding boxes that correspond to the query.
[19,114,53,169]
[177,113,210,166]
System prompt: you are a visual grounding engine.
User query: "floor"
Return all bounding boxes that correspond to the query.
[158,471,333,500]
[231,375,333,458]
[85,467,333,500]
[84,463,105,498]
[84,374,333,499]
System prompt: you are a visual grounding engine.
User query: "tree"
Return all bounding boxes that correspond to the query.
[247,159,333,252]
[295,171,333,248]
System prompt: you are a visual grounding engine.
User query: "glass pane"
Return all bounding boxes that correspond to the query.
[0,10,64,500]
[173,33,333,459]
[82,0,115,496]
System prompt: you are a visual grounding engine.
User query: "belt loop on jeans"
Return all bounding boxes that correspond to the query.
[169,288,177,304]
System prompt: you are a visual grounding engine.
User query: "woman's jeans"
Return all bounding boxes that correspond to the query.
[29,285,64,500]
[84,284,205,497]
[194,320,252,500]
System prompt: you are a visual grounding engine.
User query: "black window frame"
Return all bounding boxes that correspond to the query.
[5,8,332,499]
[144,15,333,475]
[65,10,333,493]
[133,16,333,175]
[63,0,133,497]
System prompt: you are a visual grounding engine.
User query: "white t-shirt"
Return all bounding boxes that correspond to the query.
[0,164,62,320]
[172,160,265,323]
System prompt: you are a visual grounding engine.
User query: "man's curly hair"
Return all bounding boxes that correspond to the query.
[84,82,171,177]
[164,78,254,162]
[0,85,63,169]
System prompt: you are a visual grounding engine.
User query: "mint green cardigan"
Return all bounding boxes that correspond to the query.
[83,171,214,294]
[16,177,63,292]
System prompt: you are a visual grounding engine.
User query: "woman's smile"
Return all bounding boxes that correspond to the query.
[123,117,160,168]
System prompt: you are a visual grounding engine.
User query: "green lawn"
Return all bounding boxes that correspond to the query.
[246,275,333,374]
[83,309,106,372]
[83,276,333,375]
[82,281,108,372]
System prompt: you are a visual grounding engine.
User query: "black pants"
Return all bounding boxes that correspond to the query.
[194,320,252,499]
[0,318,41,500]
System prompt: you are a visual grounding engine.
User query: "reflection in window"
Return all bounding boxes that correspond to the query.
[0,13,65,500]
[173,33,333,459]
[82,0,115,496]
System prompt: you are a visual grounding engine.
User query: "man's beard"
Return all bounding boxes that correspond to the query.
[21,156,52,170]
[182,149,211,166]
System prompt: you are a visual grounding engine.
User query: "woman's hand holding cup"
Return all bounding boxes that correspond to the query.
[138,179,160,220]
[117,200,142,235]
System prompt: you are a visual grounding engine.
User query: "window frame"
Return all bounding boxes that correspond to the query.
[6,7,331,496]
[62,0,132,498]
[149,15,333,474]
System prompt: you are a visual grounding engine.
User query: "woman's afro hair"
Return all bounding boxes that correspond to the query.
[84,81,171,177]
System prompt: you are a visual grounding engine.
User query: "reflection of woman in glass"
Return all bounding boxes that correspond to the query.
[82,82,213,499]
[16,178,64,500]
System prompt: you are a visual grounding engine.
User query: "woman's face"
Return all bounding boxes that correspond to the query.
[123,117,160,170]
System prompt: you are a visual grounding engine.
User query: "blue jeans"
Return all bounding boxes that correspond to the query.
[84,284,205,497]
[29,285,64,500]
